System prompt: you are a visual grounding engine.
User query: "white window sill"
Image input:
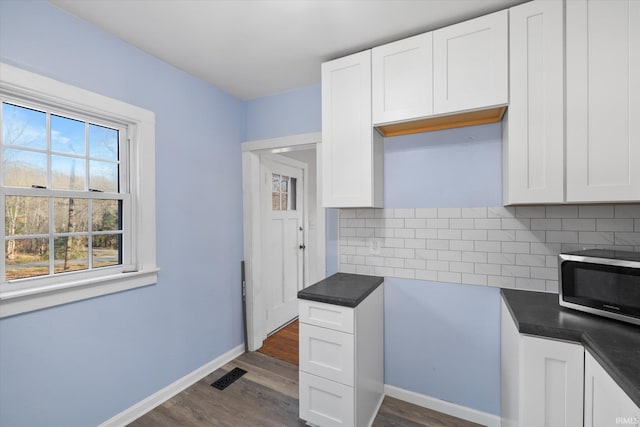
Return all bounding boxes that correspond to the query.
[0,269,159,318]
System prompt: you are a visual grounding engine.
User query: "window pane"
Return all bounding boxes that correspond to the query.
[51,155,85,190]
[54,236,88,274]
[281,176,288,193]
[54,198,88,233]
[5,238,49,280]
[2,103,46,150]
[2,147,46,187]
[289,177,297,210]
[89,124,118,161]
[92,234,121,268]
[272,174,280,192]
[272,193,280,210]
[92,199,121,231]
[51,114,85,155]
[5,196,49,236]
[89,160,118,192]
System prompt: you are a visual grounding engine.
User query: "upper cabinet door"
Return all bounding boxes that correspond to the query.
[433,10,508,114]
[372,32,433,125]
[321,51,383,208]
[566,0,640,202]
[505,0,564,205]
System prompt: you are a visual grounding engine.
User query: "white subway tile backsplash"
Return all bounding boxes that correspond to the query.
[546,231,579,244]
[531,218,562,231]
[462,207,487,218]
[415,208,438,218]
[596,218,634,232]
[462,229,488,240]
[615,205,640,218]
[562,218,596,231]
[546,205,578,218]
[462,251,488,263]
[579,205,614,218]
[438,207,461,218]
[338,205,640,294]
[578,232,614,245]
[394,208,415,218]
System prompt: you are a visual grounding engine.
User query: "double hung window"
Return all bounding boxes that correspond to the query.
[0,63,157,317]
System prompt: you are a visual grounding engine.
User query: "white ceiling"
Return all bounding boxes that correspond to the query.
[50,0,528,100]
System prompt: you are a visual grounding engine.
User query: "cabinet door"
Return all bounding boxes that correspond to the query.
[566,0,640,202]
[372,32,433,125]
[433,10,508,114]
[321,51,383,208]
[300,323,355,386]
[584,351,640,427]
[521,335,584,427]
[299,371,354,427]
[505,0,564,205]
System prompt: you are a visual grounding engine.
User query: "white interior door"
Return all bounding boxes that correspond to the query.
[261,156,304,333]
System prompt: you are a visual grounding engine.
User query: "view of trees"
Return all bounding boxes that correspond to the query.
[2,102,122,281]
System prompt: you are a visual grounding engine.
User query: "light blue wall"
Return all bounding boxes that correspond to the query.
[244,86,338,276]
[385,122,502,208]
[382,123,502,415]
[0,2,245,426]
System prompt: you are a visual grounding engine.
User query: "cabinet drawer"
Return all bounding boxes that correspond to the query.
[300,323,355,386]
[299,371,354,427]
[299,299,354,334]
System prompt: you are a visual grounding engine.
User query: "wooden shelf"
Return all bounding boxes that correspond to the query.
[376,106,507,137]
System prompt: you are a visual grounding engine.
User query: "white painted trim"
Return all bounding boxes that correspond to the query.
[242,133,324,351]
[366,392,386,427]
[98,344,245,427]
[242,132,321,152]
[384,384,501,427]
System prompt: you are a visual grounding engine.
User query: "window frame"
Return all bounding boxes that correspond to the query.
[0,63,158,317]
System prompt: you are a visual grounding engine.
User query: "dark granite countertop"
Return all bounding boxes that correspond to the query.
[297,273,383,308]
[501,289,640,408]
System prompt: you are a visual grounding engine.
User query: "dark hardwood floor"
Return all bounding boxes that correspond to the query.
[129,351,485,427]
[258,319,299,366]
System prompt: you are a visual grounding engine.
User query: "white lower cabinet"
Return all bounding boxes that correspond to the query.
[584,351,640,427]
[299,285,384,426]
[501,300,584,427]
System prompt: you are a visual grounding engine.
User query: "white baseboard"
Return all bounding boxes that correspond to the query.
[384,384,501,427]
[99,344,245,427]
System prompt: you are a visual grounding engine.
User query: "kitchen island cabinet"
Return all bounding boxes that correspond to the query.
[298,273,384,427]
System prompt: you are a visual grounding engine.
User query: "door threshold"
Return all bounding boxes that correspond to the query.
[267,317,298,337]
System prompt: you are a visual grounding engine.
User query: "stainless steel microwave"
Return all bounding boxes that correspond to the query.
[559,249,640,326]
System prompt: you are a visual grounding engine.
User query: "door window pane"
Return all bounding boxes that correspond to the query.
[51,155,85,190]
[2,103,46,150]
[89,124,118,161]
[51,114,85,155]
[5,238,49,280]
[289,177,297,210]
[272,173,281,210]
[2,148,47,188]
[5,196,49,236]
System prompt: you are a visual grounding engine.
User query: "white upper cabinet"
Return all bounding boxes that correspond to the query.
[433,10,508,114]
[505,0,564,205]
[584,351,640,427]
[566,0,640,202]
[321,51,383,208]
[372,32,433,125]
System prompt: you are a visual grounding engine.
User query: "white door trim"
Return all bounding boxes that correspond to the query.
[241,132,324,351]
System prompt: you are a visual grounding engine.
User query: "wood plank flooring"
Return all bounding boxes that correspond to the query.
[129,351,485,427]
[258,319,299,366]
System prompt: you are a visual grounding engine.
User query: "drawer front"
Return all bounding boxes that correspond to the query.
[299,371,354,427]
[299,299,354,333]
[300,323,355,386]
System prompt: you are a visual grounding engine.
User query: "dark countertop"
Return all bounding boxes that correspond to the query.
[501,289,640,408]
[297,273,384,308]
